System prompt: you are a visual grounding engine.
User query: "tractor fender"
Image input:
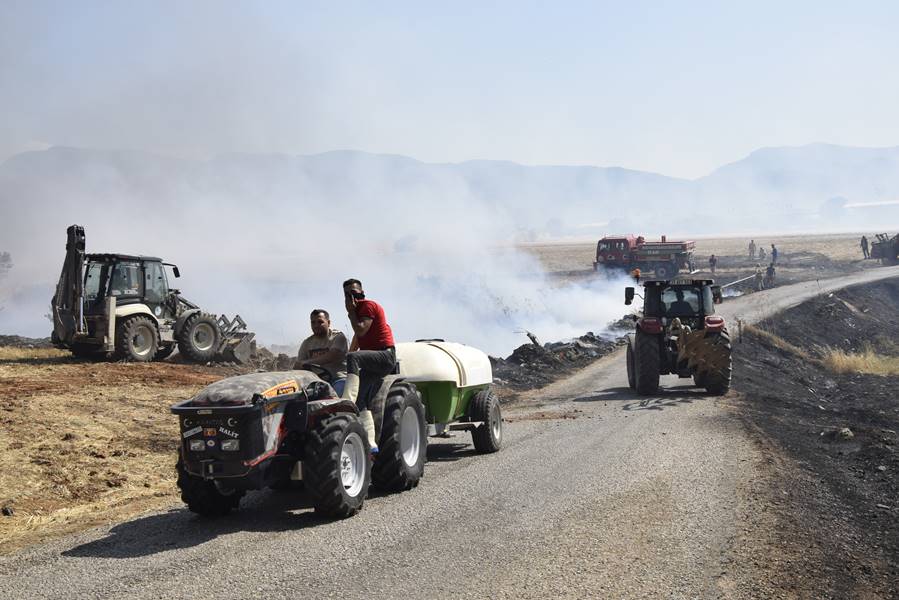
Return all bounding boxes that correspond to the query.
[307,398,359,418]
[174,308,201,336]
[371,375,407,437]
[114,303,158,324]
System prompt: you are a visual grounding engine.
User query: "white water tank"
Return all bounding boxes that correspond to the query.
[395,341,492,388]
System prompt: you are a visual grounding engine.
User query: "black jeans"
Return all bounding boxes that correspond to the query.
[347,347,396,410]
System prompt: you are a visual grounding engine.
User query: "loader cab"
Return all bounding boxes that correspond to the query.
[83,254,176,319]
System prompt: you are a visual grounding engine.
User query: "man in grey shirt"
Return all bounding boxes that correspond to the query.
[295,309,348,396]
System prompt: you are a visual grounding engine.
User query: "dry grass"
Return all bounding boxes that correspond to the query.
[0,347,67,361]
[743,324,806,358]
[0,346,234,554]
[820,346,899,376]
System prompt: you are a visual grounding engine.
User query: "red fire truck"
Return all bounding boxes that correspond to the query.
[593,235,696,279]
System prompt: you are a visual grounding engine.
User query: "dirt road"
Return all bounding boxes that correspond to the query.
[2,265,897,599]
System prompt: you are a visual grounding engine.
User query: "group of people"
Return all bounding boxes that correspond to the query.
[293,278,395,453]
[748,239,778,264]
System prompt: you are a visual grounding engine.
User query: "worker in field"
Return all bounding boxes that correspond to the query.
[295,309,348,396]
[342,278,396,453]
[758,246,766,261]
[861,235,870,259]
[631,267,641,282]
[770,244,779,264]
[765,263,776,288]
[748,239,756,259]
[754,264,764,291]
[708,254,718,274]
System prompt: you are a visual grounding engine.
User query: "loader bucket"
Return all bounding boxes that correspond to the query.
[219,332,256,364]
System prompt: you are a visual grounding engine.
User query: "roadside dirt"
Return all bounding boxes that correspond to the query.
[0,350,245,554]
[731,279,899,597]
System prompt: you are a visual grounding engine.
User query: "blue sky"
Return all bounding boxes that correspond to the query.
[2,0,899,177]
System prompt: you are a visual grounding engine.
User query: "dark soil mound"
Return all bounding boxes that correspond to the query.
[491,331,627,394]
[733,278,899,596]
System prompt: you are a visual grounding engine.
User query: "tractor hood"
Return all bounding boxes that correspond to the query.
[188,370,327,406]
[396,341,492,388]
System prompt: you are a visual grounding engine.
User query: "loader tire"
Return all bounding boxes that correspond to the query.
[178,313,222,363]
[654,262,676,279]
[177,460,244,517]
[154,344,176,360]
[469,388,503,453]
[373,382,427,491]
[703,331,732,395]
[304,415,370,518]
[634,330,661,395]
[626,341,637,390]
[115,315,158,362]
[70,343,102,359]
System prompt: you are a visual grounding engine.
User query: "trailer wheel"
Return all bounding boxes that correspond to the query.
[470,389,503,453]
[115,315,158,362]
[304,415,370,518]
[703,331,733,395]
[176,460,244,516]
[634,330,661,395]
[373,382,427,491]
[626,342,637,390]
[178,313,222,363]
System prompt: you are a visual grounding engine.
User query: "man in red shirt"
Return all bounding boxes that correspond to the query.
[341,278,396,453]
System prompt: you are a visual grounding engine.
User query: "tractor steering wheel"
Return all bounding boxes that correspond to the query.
[300,362,333,383]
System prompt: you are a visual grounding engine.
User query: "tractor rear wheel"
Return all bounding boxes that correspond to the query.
[177,460,244,516]
[703,331,732,395]
[634,330,661,395]
[373,382,427,491]
[304,415,370,518]
[626,341,637,390]
[178,313,222,363]
[470,388,503,453]
[115,315,158,362]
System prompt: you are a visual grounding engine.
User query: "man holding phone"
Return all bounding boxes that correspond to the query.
[341,278,396,453]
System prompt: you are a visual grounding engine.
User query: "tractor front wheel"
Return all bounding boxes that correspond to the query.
[178,313,222,363]
[177,460,244,516]
[304,415,370,518]
[373,382,427,491]
[115,315,158,362]
[634,330,661,395]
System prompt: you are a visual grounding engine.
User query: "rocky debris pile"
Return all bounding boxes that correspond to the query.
[491,330,627,391]
[248,346,295,371]
[0,335,53,348]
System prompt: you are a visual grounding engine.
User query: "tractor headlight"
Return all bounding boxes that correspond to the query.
[189,439,206,452]
[221,439,240,452]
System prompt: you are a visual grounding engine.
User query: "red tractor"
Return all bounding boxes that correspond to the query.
[594,234,696,279]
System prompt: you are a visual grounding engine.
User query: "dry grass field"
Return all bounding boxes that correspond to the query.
[0,352,237,553]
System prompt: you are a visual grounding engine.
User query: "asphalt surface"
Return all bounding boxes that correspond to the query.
[2,265,898,600]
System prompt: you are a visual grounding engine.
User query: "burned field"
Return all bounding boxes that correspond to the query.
[733,278,899,596]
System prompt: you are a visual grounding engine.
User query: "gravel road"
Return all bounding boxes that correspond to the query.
[2,266,897,600]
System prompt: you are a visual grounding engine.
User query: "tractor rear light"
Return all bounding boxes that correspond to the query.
[189,439,206,452]
[221,439,240,452]
[640,317,663,334]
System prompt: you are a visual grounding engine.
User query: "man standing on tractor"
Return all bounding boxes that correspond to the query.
[295,309,349,396]
[341,278,396,453]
